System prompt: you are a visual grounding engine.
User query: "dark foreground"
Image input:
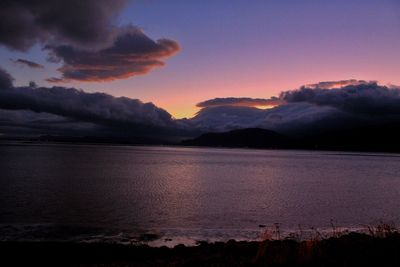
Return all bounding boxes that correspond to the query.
[2,232,400,267]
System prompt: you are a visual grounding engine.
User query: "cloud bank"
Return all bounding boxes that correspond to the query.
[0,68,192,139]
[0,0,180,83]
[192,80,400,135]
[1,70,400,141]
[281,81,400,116]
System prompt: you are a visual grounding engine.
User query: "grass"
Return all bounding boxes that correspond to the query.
[2,224,400,266]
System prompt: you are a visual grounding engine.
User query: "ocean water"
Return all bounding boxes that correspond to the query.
[1,143,400,246]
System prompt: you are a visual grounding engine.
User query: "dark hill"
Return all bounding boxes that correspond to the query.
[181,124,400,153]
[303,123,400,152]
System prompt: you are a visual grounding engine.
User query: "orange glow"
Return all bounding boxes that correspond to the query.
[171,107,200,119]
[163,103,279,119]
[161,104,200,119]
[80,57,400,120]
[254,105,278,110]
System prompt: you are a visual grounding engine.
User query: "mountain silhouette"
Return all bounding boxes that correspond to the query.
[181,124,400,152]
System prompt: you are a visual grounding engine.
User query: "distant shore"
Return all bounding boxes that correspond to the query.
[2,231,400,267]
[3,131,400,154]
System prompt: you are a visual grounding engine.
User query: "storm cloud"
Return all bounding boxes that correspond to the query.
[12,58,44,69]
[0,0,127,51]
[0,109,101,137]
[281,81,400,116]
[193,81,400,135]
[0,0,180,82]
[0,68,192,138]
[2,71,400,140]
[0,87,174,127]
[196,97,283,108]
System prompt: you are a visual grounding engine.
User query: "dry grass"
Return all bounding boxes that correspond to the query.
[1,223,400,266]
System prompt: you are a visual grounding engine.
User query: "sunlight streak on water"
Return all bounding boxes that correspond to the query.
[1,143,400,245]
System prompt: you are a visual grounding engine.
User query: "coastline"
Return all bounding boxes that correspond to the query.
[2,138,400,155]
[2,231,400,266]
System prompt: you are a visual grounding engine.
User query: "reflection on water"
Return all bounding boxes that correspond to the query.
[1,143,400,245]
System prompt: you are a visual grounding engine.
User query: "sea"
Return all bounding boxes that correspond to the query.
[1,143,400,246]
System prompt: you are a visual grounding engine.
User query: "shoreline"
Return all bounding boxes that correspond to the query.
[2,139,400,155]
[0,223,377,248]
[2,231,400,266]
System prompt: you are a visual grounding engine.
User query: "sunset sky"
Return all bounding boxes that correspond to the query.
[1,0,400,119]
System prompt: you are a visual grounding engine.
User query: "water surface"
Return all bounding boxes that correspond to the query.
[1,143,400,245]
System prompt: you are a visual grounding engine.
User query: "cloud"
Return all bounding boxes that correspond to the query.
[45,26,180,82]
[0,1,180,83]
[191,103,341,134]
[0,0,127,51]
[0,70,193,138]
[11,58,44,69]
[304,79,370,89]
[0,67,14,89]
[0,87,176,129]
[281,81,400,116]
[2,75,400,140]
[0,109,100,137]
[196,97,283,108]
[193,81,400,135]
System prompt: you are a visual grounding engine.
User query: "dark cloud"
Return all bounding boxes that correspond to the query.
[193,81,400,135]
[281,81,400,116]
[0,72,192,138]
[0,67,14,89]
[0,86,174,128]
[0,109,100,137]
[0,1,180,83]
[2,75,400,140]
[0,0,127,51]
[45,26,180,82]
[196,97,283,108]
[12,58,44,69]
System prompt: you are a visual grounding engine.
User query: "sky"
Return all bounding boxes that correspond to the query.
[1,0,400,119]
[1,0,400,141]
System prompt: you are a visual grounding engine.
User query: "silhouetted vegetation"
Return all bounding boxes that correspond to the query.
[3,229,400,266]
